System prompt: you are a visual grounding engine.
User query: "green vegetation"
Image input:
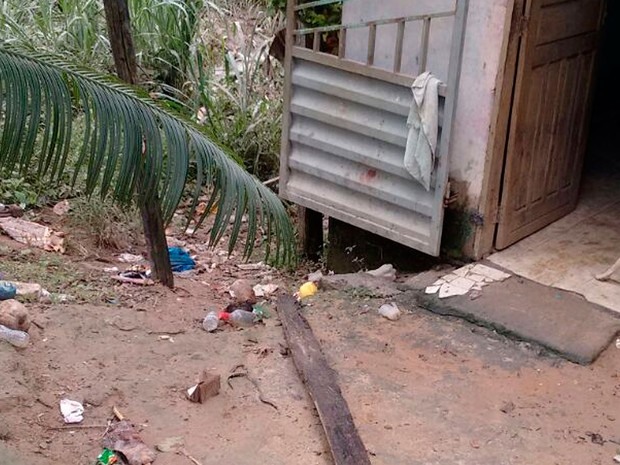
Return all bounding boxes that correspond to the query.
[0,45,294,264]
[0,1,296,264]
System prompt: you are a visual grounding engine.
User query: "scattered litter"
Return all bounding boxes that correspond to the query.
[220,309,257,328]
[174,269,198,279]
[229,279,257,304]
[227,364,277,410]
[616,338,620,350]
[202,311,220,332]
[307,270,324,283]
[118,253,143,263]
[60,399,84,424]
[378,303,402,321]
[11,281,50,301]
[0,217,65,253]
[158,335,174,342]
[0,203,23,218]
[0,324,30,348]
[614,454,620,464]
[251,304,270,321]
[169,246,195,272]
[237,262,268,271]
[103,267,119,273]
[187,371,221,403]
[0,281,16,300]
[253,283,279,298]
[102,419,157,465]
[296,281,318,300]
[156,436,184,453]
[425,263,511,299]
[52,200,70,216]
[112,269,154,286]
[97,448,119,465]
[0,299,30,331]
[366,264,396,281]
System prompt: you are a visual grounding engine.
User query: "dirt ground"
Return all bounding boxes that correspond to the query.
[1,233,619,465]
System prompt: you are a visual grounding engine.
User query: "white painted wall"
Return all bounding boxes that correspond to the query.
[343,0,510,208]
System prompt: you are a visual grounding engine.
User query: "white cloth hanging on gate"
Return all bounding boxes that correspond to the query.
[404,71,442,191]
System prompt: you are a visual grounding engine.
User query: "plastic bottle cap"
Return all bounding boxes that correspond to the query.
[219,311,230,321]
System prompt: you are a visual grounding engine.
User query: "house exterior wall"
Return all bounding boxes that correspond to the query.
[343,0,512,255]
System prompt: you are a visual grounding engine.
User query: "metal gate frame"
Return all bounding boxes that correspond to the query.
[279,0,469,256]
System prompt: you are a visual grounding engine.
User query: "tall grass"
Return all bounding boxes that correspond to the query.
[0,0,285,181]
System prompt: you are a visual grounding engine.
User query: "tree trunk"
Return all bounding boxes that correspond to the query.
[102,0,174,288]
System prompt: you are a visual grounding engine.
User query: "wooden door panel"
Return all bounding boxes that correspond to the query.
[496,0,604,249]
[538,0,603,44]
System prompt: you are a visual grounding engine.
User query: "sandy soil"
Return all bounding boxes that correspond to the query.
[0,240,619,465]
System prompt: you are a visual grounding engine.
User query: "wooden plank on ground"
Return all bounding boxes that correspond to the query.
[277,295,371,465]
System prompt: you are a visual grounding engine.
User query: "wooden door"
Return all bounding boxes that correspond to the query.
[496,0,606,249]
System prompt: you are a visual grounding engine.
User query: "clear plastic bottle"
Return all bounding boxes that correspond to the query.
[0,324,29,348]
[202,311,220,332]
[219,310,256,328]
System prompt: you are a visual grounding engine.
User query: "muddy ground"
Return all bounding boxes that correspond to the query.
[0,234,619,465]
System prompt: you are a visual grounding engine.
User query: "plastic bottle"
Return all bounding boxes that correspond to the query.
[202,311,220,332]
[219,310,256,328]
[0,324,30,348]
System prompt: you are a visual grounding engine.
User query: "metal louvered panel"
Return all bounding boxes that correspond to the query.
[279,0,468,256]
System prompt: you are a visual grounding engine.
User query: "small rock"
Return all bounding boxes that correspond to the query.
[229,279,256,304]
[156,436,184,453]
[366,264,396,281]
[0,299,30,331]
[378,303,402,321]
[500,401,515,414]
[307,270,324,283]
[52,200,70,216]
[614,454,620,464]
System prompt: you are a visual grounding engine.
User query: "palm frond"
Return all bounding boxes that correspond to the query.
[0,45,296,265]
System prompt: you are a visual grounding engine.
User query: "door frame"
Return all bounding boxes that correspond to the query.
[472,0,526,258]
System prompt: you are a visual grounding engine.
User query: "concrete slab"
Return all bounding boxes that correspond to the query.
[401,270,620,365]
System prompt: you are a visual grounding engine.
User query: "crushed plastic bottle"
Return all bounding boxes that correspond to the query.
[219,310,256,328]
[202,311,220,332]
[0,324,30,348]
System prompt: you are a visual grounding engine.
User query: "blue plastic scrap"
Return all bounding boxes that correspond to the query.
[168,247,196,272]
[0,281,17,301]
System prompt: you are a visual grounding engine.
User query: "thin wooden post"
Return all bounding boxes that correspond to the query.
[419,16,431,73]
[393,20,405,73]
[298,206,323,261]
[367,22,376,66]
[103,0,174,288]
[338,27,347,58]
[313,30,321,51]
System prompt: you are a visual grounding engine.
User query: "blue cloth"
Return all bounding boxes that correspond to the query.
[168,247,196,272]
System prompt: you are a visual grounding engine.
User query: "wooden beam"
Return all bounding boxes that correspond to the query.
[297,206,323,261]
[277,296,372,465]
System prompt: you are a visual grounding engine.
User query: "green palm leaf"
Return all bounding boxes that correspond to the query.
[0,44,295,265]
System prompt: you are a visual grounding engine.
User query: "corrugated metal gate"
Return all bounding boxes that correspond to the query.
[279,0,469,256]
